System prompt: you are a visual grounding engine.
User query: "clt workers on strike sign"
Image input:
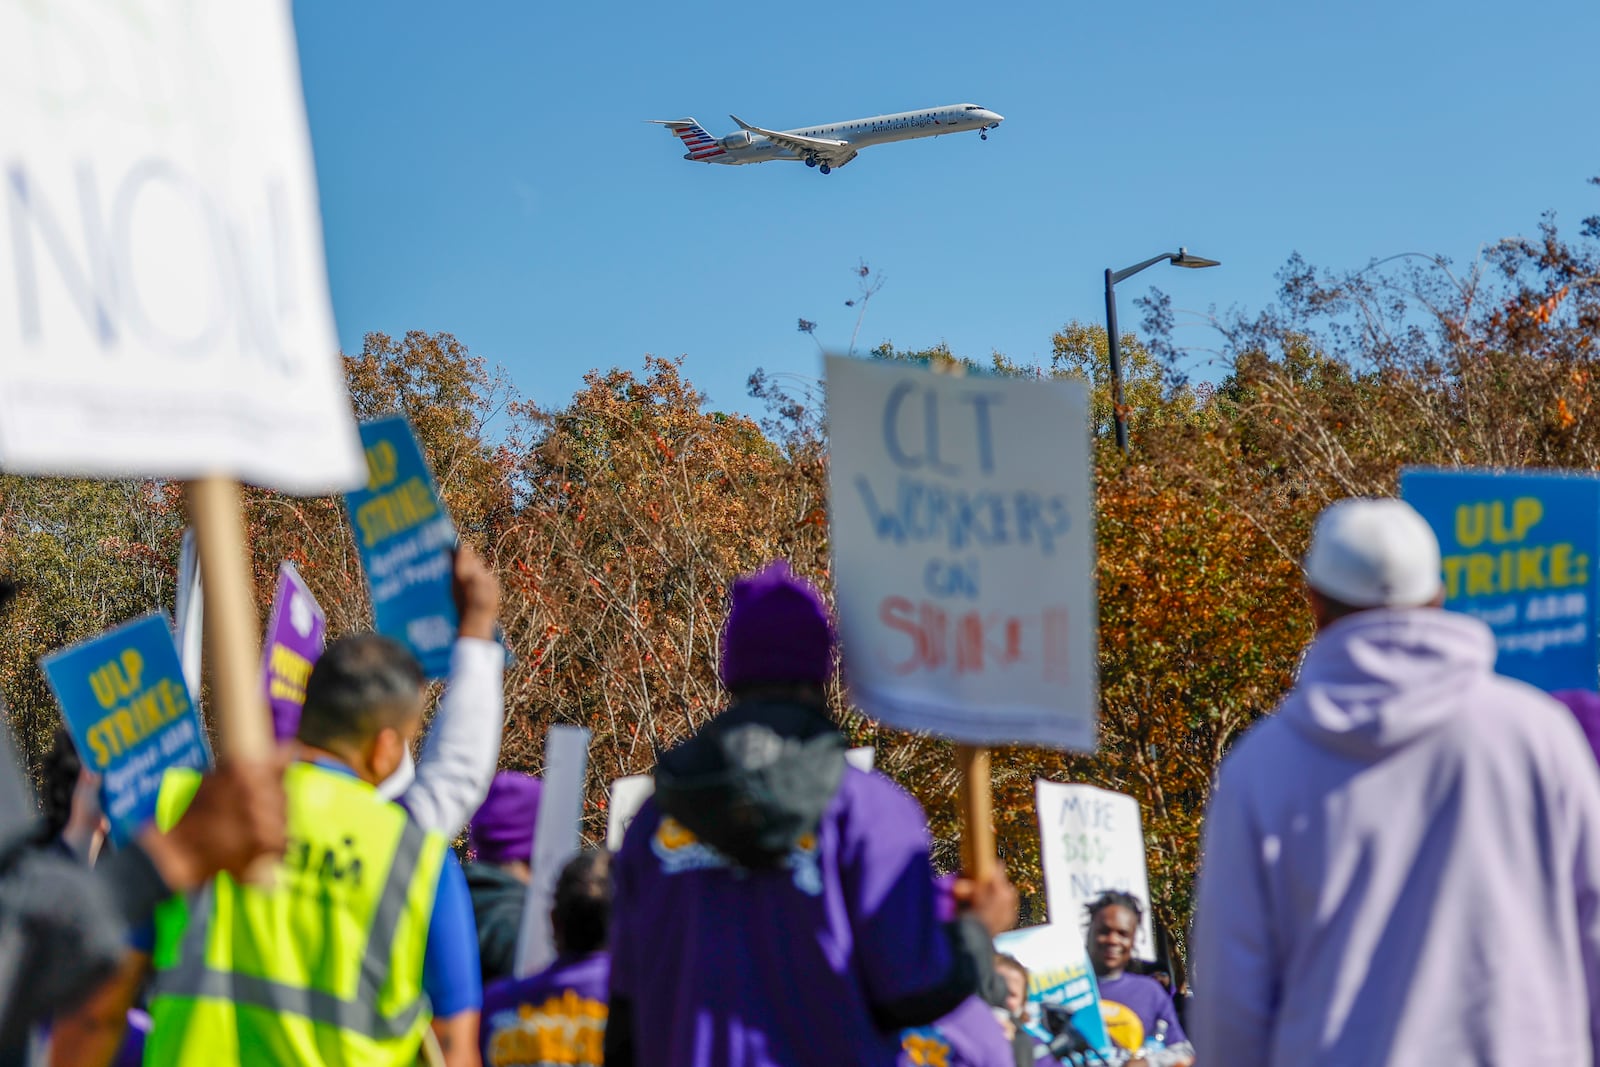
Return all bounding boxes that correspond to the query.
[826,356,1098,751]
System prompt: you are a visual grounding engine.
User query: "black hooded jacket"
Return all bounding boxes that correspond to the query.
[603,696,994,1066]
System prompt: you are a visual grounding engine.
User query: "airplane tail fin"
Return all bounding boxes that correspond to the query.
[648,118,727,160]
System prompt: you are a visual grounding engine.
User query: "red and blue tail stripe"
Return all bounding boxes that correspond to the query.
[661,119,726,160]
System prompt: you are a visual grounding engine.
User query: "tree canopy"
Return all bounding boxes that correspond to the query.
[4,181,1597,954]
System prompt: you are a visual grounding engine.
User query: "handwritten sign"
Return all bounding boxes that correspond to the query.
[346,416,458,678]
[43,614,210,845]
[0,3,363,493]
[826,356,1098,749]
[1036,781,1155,960]
[261,562,326,741]
[1401,469,1600,691]
[993,923,1111,1053]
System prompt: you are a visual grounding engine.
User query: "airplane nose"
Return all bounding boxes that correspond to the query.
[986,111,1004,126]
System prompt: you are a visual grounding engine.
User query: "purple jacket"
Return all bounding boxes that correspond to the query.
[899,996,1015,1067]
[481,952,609,1067]
[610,767,955,1067]
[1191,609,1600,1065]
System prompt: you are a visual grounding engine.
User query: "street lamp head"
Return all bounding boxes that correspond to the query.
[1171,248,1221,269]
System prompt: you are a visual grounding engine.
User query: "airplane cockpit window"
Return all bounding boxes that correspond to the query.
[964,105,984,110]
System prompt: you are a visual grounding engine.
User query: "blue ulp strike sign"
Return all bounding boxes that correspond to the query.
[1401,468,1600,692]
[43,614,211,845]
[346,416,458,678]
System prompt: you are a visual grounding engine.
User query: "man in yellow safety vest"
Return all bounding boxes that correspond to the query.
[58,548,499,1067]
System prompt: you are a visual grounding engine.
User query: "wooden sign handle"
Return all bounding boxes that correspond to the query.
[184,476,272,762]
[956,744,996,881]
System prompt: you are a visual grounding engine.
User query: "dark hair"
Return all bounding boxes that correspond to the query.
[1085,890,1145,926]
[552,850,612,956]
[298,635,425,750]
[37,727,81,844]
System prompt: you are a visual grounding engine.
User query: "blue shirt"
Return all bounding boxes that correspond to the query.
[133,760,482,1017]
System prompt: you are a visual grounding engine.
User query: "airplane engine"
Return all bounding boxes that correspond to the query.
[720,131,753,150]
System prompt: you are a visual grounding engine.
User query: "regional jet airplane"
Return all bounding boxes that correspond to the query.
[649,104,1003,174]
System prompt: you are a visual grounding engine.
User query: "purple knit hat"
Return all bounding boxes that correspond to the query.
[1550,690,1600,768]
[468,772,542,865]
[719,560,836,691]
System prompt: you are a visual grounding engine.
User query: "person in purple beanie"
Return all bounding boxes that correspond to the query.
[606,560,1019,1067]
[481,850,612,1067]
[466,771,543,983]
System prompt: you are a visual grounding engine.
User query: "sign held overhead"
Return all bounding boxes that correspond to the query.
[826,356,1099,749]
[0,2,363,493]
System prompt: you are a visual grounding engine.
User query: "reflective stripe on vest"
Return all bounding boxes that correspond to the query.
[156,815,428,1039]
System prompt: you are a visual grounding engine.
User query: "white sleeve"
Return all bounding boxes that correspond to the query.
[380,637,505,834]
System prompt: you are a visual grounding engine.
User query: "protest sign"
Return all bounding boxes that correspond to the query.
[346,416,459,678]
[43,614,210,845]
[174,529,204,699]
[260,562,326,740]
[993,923,1111,1054]
[1401,469,1600,691]
[606,774,655,851]
[1036,781,1155,960]
[826,356,1097,750]
[603,747,877,850]
[0,3,364,494]
[515,725,591,978]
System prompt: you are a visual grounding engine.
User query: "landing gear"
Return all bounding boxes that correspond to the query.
[980,131,987,140]
[804,155,818,168]
[819,163,832,175]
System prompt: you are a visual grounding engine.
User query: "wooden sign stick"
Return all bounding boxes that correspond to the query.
[185,476,272,762]
[956,744,996,881]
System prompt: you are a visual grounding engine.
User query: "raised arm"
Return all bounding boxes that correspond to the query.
[381,546,505,836]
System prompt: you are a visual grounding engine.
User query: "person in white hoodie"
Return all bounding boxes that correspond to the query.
[1190,497,1600,1066]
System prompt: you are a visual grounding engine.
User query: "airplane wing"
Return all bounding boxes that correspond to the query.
[730,114,858,167]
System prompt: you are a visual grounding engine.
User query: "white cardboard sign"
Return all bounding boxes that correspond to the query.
[0,2,364,493]
[826,356,1098,749]
[513,725,590,978]
[1036,780,1155,959]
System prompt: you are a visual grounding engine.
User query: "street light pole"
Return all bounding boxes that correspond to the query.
[1104,267,1129,453]
[1102,248,1221,454]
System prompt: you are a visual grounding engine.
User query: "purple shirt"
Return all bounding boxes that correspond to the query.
[899,997,1015,1067]
[610,768,953,1067]
[480,952,610,1067]
[1095,972,1184,1053]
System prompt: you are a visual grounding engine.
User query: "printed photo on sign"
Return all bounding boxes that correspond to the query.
[43,614,211,845]
[994,923,1111,1054]
[346,415,459,678]
[1401,468,1600,691]
[1036,780,1156,959]
[826,356,1098,750]
[0,3,364,493]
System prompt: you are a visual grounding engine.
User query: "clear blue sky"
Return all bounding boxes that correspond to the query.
[292,0,1600,416]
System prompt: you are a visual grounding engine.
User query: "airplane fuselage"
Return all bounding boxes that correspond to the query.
[690,104,1002,167]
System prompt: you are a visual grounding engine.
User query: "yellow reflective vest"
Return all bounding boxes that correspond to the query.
[145,761,449,1066]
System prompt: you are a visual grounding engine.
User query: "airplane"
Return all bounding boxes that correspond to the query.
[649,103,1003,175]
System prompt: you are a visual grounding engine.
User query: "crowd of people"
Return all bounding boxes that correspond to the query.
[1,497,1599,1066]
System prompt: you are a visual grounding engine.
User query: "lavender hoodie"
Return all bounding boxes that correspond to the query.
[1191,608,1600,1066]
